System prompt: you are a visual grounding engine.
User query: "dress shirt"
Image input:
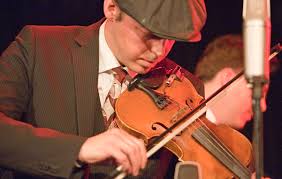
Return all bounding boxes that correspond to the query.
[206,108,217,124]
[98,21,129,120]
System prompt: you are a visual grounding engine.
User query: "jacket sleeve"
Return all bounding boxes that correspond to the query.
[0,113,87,178]
[0,26,87,178]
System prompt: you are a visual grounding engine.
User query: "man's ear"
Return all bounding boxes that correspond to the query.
[217,67,237,86]
[104,0,121,21]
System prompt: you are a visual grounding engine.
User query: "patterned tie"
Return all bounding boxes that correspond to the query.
[103,67,128,128]
[83,69,127,179]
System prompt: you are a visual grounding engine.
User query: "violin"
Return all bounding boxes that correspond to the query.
[113,66,253,179]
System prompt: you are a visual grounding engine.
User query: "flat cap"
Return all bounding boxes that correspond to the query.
[116,0,207,42]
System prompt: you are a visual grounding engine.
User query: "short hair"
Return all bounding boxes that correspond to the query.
[195,34,244,82]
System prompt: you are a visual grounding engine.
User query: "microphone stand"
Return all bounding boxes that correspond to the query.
[249,77,267,179]
[251,43,281,179]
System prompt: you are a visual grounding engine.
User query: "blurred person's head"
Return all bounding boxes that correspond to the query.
[195,34,268,129]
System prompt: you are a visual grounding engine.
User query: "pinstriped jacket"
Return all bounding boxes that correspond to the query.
[0,18,204,179]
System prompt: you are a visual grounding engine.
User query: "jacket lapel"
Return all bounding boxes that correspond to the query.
[71,20,106,137]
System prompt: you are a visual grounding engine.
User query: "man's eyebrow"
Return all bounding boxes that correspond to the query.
[133,20,150,34]
[132,20,162,40]
[147,34,162,40]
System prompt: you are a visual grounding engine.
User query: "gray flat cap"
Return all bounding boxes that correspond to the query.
[116,0,207,42]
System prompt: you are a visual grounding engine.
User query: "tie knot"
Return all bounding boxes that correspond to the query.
[112,67,127,83]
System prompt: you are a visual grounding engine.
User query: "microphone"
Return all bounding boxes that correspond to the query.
[243,0,271,82]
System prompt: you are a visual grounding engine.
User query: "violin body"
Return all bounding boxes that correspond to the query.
[172,119,253,179]
[115,71,253,179]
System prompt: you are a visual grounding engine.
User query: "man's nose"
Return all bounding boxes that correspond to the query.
[148,39,165,57]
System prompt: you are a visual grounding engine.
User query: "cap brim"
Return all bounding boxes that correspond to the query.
[152,30,202,42]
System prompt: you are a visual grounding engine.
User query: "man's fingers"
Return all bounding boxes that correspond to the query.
[108,129,147,176]
[110,144,132,174]
[117,129,147,169]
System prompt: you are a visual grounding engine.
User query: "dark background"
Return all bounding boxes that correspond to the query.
[0,0,281,178]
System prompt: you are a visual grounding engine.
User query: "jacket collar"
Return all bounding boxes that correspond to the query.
[74,18,106,47]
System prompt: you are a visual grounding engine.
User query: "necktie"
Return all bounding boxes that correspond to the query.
[103,67,128,128]
[84,68,127,179]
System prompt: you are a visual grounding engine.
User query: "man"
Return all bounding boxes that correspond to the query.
[195,34,268,129]
[0,0,206,178]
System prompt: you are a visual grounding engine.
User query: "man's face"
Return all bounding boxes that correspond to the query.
[105,13,175,74]
[226,77,253,128]
[221,76,268,129]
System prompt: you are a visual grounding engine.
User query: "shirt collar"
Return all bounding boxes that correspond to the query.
[99,20,121,73]
[206,108,217,124]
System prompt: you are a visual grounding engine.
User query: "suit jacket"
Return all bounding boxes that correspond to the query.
[0,19,204,179]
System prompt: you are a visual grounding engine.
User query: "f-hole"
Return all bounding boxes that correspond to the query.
[152,122,182,136]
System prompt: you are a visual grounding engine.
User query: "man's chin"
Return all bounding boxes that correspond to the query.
[128,66,151,76]
[237,122,247,129]
[232,118,247,129]
[237,117,251,129]
[231,122,245,129]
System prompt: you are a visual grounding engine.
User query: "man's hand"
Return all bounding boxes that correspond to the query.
[78,128,147,176]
